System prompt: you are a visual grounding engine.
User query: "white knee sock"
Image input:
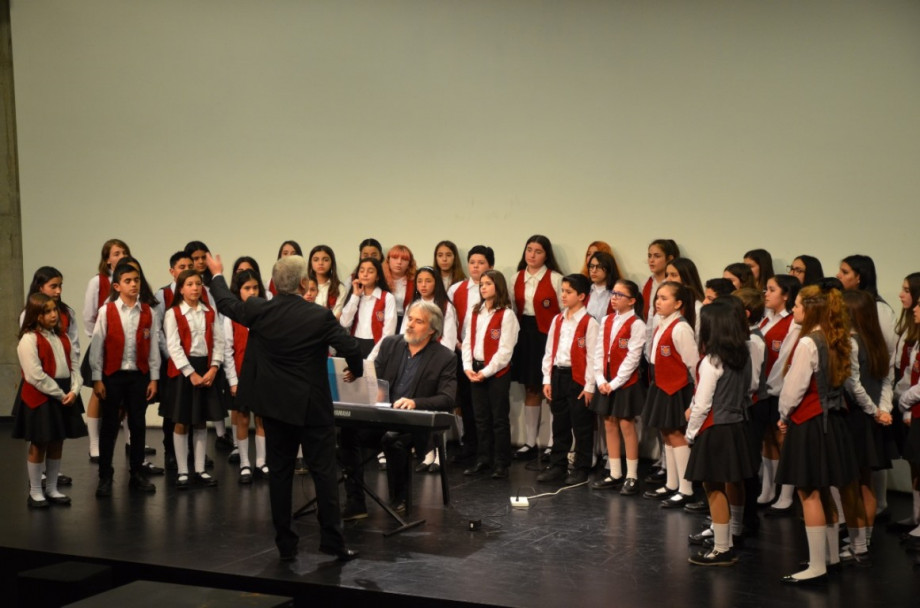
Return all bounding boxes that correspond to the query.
[758,458,777,503]
[673,445,693,496]
[44,458,64,498]
[730,505,744,537]
[255,434,266,468]
[174,433,189,475]
[626,458,639,479]
[422,450,435,466]
[610,456,623,479]
[712,522,731,552]
[193,428,207,473]
[28,461,45,500]
[214,419,226,437]
[773,484,795,509]
[826,523,840,565]
[524,405,541,447]
[664,445,677,491]
[87,417,100,457]
[851,526,868,554]
[792,526,827,579]
[238,434,251,469]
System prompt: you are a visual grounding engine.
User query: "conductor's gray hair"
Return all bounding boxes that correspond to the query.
[407,300,443,342]
[272,255,308,295]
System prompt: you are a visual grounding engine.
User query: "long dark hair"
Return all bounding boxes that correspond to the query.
[232,256,264,277]
[474,270,512,314]
[19,293,59,339]
[231,268,266,299]
[110,257,159,306]
[699,298,749,371]
[769,274,801,313]
[184,240,213,284]
[656,281,696,330]
[843,289,889,381]
[667,258,704,303]
[743,248,775,290]
[588,251,620,290]
[342,257,390,308]
[412,266,451,315]
[276,240,303,259]
[516,235,562,274]
[615,279,643,317]
[724,262,757,290]
[434,240,466,284]
[307,245,343,307]
[841,254,884,302]
[795,255,824,287]
[895,272,920,345]
[27,266,73,328]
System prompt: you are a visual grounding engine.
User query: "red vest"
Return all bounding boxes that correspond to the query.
[398,278,415,312]
[603,314,640,388]
[763,314,794,377]
[550,312,592,385]
[790,377,823,424]
[232,320,248,377]
[900,341,913,379]
[59,309,71,335]
[201,287,212,307]
[350,293,387,343]
[268,279,277,297]
[97,273,111,310]
[326,284,338,310]
[167,306,215,377]
[162,286,175,309]
[20,332,73,408]
[654,318,691,395]
[103,301,153,376]
[471,308,510,378]
[642,277,654,320]
[453,280,471,338]
[910,349,920,419]
[514,270,560,334]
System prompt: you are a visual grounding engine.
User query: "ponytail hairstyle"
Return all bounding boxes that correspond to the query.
[770,274,801,313]
[19,293,58,339]
[732,287,765,326]
[358,238,384,261]
[841,254,883,302]
[649,239,680,262]
[843,289,889,381]
[615,279,643,317]
[27,266,73,328]
[792,284,851,387]
[657,281,695,330]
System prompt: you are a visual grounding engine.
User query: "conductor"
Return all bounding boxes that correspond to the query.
[207,253,363,562]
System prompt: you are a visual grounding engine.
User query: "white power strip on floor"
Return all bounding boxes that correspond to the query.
[510,496,530,509]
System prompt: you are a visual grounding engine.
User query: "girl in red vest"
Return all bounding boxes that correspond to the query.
[754,274,800,510]
[664,257,705,336]
[14,294,87,508]
[891,272,920,532]
[434,240,466,292]
[896,296,920,550]
[511,235,564,461]
[641,281,698,508]
[775,284,857,584]
[308,245,345,318]
[267,240,302,296]
[81,238,130,463]
[684,298,757,566]
[340,257,396,358]
[383,244,417,330]
[165,269,226,489]
[743,248,775,292]
[462,270,520,479]
[641,239,680,326]
[223,269,268,484]
[590,279,647,495]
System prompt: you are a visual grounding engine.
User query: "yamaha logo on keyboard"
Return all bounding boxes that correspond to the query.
[334,409,351,417]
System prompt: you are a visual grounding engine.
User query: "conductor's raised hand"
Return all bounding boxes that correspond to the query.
[205,252,223,277]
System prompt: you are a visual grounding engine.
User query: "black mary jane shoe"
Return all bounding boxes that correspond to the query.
[591,476,625,490]
[620,478,640,496]
[238,466,253,485]
[415,461,431,473]
[176,474,190,490]
[513,445,539,461]
[47,494,72,506]
[660,493,692,509]
[780,573,828,585]
[28,495,49,509]
[194,472,218,487]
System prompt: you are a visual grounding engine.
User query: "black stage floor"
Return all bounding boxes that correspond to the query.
[1,419,918,607]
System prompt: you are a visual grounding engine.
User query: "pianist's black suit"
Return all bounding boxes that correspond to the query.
[210,275,364,558]
[342,334,456,511]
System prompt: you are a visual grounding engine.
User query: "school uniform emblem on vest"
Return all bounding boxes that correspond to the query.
[490,328,501,340]
[143,328,151,340]
[660,345,671,357]
[771,339,782,352]
[542,298,551,308]
[577,337,586,349]
[618,337,629,349]
[914,360,920,374]
[375,310,384,322]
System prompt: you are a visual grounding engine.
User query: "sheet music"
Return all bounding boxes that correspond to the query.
[327,357,389,406]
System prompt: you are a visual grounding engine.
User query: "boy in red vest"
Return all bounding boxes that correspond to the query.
[537,274,598,486]
[90,262,161,497]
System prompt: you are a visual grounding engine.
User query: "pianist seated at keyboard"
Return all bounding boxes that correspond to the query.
[340,300,457,518]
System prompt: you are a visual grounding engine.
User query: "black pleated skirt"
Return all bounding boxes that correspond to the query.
[511,315,546,387]
[776,411,859,488]
[685,422,758,483]
[845,408,891,470]
[79,344,94,386]
[642,380,693,430]
[901,417,920,466]
[165,356,225,425]
[591,382,647,419]
[12,379,88,444]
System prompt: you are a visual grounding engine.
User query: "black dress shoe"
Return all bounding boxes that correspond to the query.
[194,472,218,487]
[176,474,190,490]
[342,503,368,521]
[28,495,49,509]
[415,461,431,473]
[141,462,165,475]
[536,466,566,483]
[563,470,589,486]
[684,500,709,514]
[319,546,359,562]
[591,476,625,490]
[428,462,440,474]
[643,468,666,484]
[88,454,100,464]
[144,445,157,456]
[228,449,241,464]
[56,474,72,487]
[95,477,113,497]
[165,455,178,471]
[689,528,713,545]
[238,466,253,485]
[463,461,491,476]
[390,500,407,514]
[215,433,234,451]
[47,494,72,506]
[513,445,539,461]
[620,478,639,496]
[874,507,891,523]
[491,466,508,479]
[766,503,793,517]
[780,573,828,585]
[661,493,692,509]
[643,486,676,500]
[129,473,156,493]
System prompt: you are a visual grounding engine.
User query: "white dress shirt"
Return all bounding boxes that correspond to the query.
[164,301,224,377]
[462,305,520,379]
[649,311,699,373]
[339,288,397,341]
[541,307,598,391]
[448,279,481,346]
[90,298,161,382]
[594,311,646,391]
[18,329,83,400]
[514,266,564,316]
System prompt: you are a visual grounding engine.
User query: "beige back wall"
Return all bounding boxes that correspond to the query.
[10,1,920,425]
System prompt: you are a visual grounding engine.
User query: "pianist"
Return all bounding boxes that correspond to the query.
[340,300,457,518]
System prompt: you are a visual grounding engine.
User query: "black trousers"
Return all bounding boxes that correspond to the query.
[471,370,512,467]
[455,353,477,452]
[548,368,594,472]
[98,370,149,480]
[262,416,344,555]
[339,427,418,507]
